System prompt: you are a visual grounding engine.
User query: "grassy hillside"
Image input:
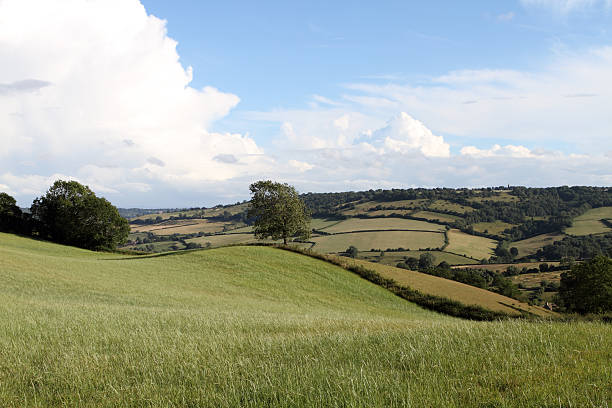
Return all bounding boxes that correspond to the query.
[565,206,612,236]
[1,233,611,407]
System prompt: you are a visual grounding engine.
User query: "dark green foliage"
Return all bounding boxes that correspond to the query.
[418,252,435,270]
[0,192,26,233]
[248,180,311,245]
[345,245,358,258]
[536,234,612,260]
[30,180,129,251]
[559,256,612,314]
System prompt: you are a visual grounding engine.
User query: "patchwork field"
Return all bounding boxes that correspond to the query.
[565,206,612,236]
[336,257,554,317]
[512,233,566,257]
[429,199,474,214]
[453,262,561,273]
[131,219,228,235]
[445,229,497,260]
[512,271,562,288]
[187,233,260,247]
[340,199,428,215]
[322,217,445,233]
[1,233,610,407]
[311,231,445,253]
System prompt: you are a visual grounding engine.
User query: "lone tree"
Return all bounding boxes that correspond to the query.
[248,180,310,245]
[559,255,612,314]
[31,180,129,251]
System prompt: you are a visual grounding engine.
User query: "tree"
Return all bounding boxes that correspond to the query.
[559,256,612,314]
[31,180,129,250]
[345,245,358,258]
[418,253,435,270]
[248,180,311,245]
[0,192,24,233]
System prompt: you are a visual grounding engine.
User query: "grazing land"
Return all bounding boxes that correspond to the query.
[565,206,612,236]
[311,231,445,253]
[412,210,461,223]
[3,233,609,407]
[512,233,567,257]
[359,250,478,266]
[321,217,445,233]
[445,229,497,260]
[132,219,228,235]
[472,221,515,236]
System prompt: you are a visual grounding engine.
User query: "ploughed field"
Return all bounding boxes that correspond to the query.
[1,233,611,407]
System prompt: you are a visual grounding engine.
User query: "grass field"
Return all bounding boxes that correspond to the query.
[1,233,611,407]
[565,206,612,236]
[472,221,515,236]
[341,199,428,215]
[359,250,478,266]
[454,262,561,273]
[512,271,562,288]
[429,199,474,214]
[337,257,553,317]
[412,210,461,223]
[131,219,228,235]
[187,233,260,247]
[512,233,566,257]
[322,217,445,233]
[446,229,497,260]
[132,203,249,221]
[311,231,445,253]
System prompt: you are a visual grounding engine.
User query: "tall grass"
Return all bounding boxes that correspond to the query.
[1,233,610,407]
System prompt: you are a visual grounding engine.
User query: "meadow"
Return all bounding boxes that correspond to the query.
[1,233,610,407]
[321,217,445,233]
[511,233,566,257]
[445,229,497,260]
[565,206,612,236]
[310,230,445,253]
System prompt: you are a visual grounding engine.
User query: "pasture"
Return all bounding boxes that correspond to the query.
[428,199,474,213]
[472,221,515,236]
[445,229,497,260]
[311,230,445,253]
[359,250,478,266]
[322,217,445,233]
[0,233,610,407]
[131,219,228,235]
[565,206,612,236]
[412,210,461,223]
[511,233,566,257]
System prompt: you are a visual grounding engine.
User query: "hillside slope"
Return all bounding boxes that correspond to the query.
[1,233,610,407]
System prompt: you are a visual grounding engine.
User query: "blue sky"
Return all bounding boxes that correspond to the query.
[1,0,611,206]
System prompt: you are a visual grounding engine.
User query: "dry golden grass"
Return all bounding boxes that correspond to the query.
[311,231,445,253]
[512,233,566,257]
[446,229,497,260]
[512,272,562,288]
[323,217,445,233]
[132,219,228,235]
[333,257,555,317]
[565,206,612,236]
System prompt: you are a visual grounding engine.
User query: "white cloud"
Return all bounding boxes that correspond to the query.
[460,144,557,158]
[377,112,450,158]
[0,0,270,204]
[288,160,314,173]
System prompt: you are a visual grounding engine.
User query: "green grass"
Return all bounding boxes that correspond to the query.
[446,229,497,260]
[311,231,445,253]
[323,217,445,233]
[1,233,611,407]
[429,199,475,214]
[412,210,461,223]
[473,221,515,236]
[512,233,566,257]
[565,206,612,236]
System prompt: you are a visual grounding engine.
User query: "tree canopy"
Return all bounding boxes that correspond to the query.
[248,180,310,245]
[31,180,129,251]
[0,192,24,233]
[559,255,612,314]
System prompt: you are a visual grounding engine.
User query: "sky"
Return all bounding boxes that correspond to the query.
[1,0,611,207]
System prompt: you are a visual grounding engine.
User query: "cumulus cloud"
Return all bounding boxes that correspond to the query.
[0,0,270,204]
[460,144,552,158]
[377,112,450,158]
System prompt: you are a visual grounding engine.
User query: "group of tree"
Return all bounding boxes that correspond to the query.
[0,180,129,251]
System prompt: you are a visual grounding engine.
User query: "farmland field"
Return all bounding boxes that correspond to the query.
[322,217,445,233]
[412,210,461,223]
[512,233,566,257]
[311,231,445,253]
[187,233,260,247]
[341,199,428,215]
[338,257,553,317]
[446,229,497,260]
[453,262,561,273]
[428,199,474,213]
[565,206,612,236]
[131,219,228,235]
[472,221,515,236]
[359,250,478,266]
[1,233,610,407]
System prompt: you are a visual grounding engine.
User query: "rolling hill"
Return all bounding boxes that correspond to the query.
[1,232,610,407]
